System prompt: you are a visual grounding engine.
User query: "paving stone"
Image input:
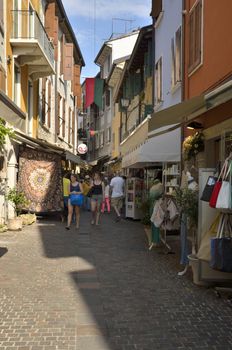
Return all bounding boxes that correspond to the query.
[0,212,232,349]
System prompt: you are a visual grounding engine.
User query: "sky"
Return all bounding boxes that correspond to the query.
[62,0,152,81]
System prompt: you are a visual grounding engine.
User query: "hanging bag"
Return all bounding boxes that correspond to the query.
[200,175,218,202]
[209,160,228,208]
[70,193,84,206]
[215,161,232,210]
[210,214,232,272]
[197,214,221,261]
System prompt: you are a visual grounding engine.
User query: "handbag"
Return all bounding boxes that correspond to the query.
[197,214,220,261]
[216,161,232,210]
[70,193,83,206]
[209,160,228,208]
[210,214,232,272]
[200,175,217,202]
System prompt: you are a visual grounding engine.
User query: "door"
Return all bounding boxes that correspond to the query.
[27,80,33,136]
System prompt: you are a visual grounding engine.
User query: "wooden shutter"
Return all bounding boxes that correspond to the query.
[63,43,73,81]
[41,78,46,124]
[0,65,6,92]
[60,34,65,75]
[62,98,66,138]
[175,27,181,82]
[189,1,202,72]
[171,38,175,86]
[73,64,80,95]
[47,80,51,128]
[57,93,61,135]
[45,4,59,61]
[72,110,75,145]
[0,0,4,33]
[195,1,202,67]
[68,107,71,144]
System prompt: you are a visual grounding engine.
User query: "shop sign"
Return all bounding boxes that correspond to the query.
[78,143,88,154]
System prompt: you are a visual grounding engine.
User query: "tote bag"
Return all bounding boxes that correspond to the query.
[70,194,83,206]
[197,214,220,261]
[209,160,228,208]
[200,176,217,202]
[210,214,232,272]
[216,161,232,210]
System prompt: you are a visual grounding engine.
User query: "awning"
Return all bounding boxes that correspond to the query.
[0,91,26,131]
[88,155,109,167]
[122,127,181,168]
[148,79,232,136]
[148,95,205,136]
[65,151,81,164]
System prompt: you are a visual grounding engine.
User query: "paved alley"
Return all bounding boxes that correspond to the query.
[0,212,232,350]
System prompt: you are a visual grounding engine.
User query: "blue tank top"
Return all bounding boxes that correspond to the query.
[70,183,80,192]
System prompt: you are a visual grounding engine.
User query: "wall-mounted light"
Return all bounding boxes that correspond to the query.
[187,121,203,130]
[121,98,130,108]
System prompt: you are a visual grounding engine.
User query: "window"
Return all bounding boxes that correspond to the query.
[189,0,202,73]
[71,110,75,145]
[68,107,71,144]
[106,127,111,143]
[171,27,182,88]
[106,89,110,107]
[0,0,4,34]
[41,78,51,128]
[14,64,21,107]
[58,95,66,138]
[100,131,104,147]
[95,133,99,149]
[155,57,162,105]
[107,55,111,73]
[112,133,115,151]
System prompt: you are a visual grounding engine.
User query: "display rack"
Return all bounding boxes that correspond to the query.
[126,177,144,220]
[163,162,180,195]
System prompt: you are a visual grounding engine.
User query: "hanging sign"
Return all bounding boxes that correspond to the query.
[78,143,88,154]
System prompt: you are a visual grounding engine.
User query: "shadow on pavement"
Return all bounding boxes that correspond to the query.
[0,247,8,258]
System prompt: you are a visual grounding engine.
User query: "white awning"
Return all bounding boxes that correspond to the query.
[122,127,181,168]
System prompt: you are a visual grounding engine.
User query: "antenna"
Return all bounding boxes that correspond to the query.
[111,18,135,38]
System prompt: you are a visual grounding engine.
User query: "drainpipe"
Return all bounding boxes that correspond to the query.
[181,0,186,171]
[151,15,156,107]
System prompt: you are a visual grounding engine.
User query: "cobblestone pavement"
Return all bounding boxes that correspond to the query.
[0,211,232,350]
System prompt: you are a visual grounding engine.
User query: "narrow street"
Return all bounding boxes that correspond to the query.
[0,213,232,350]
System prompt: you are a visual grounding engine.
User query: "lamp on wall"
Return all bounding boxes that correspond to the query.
[187,121,203,130]
[121,98,130,108]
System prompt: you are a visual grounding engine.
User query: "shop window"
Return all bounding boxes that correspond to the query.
[189,0,202,73]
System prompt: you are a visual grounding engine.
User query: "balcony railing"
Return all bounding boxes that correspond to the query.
[11,10,54,66]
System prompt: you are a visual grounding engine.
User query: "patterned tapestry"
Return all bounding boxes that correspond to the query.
[18,148,63,213]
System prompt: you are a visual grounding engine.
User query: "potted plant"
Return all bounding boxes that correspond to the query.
[183,132,204,161]
[6,188,28,231]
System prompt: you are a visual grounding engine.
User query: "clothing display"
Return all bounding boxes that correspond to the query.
[149,180,163,244]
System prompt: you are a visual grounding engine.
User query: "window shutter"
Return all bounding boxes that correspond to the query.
[53,17,59,61]
[0,0,4,33]
[195,1,202,67]
[106,89,110,107]
[189,0,202,72]
[41,78,46,124]
[73,65,81,107]
[60,34,65,75]
[45,3,58,61]
[0,65,6,92]
[57,93,61,135]
[175,27,181,82]
[72,110,75,145]
[47,80,51,128]
[151,0,162,19]
[62,98,66,138]
[68,107,71,144]
[171,37,175,87]
[63,43,74,81]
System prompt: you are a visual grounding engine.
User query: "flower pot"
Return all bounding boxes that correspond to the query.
[188,254,208,286]
[7,217,23,231]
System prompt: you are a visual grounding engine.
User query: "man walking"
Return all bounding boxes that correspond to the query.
[110,172,125,222]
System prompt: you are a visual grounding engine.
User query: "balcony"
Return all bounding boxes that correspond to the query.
[10,10,55,80]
